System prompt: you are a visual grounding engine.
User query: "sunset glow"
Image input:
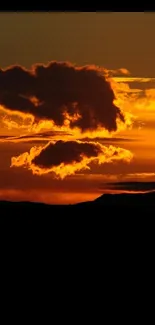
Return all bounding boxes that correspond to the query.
[1,12,155,204]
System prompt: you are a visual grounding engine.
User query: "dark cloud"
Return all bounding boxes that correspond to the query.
[0,133,134,144]
[80,136,134,143]
[103,181,155,192]
[11,139,132,178]
[0,61,124,132]
[0,135,14,139]
[0,142,101,193]
[0,130,71,143]
[32,140,102,168]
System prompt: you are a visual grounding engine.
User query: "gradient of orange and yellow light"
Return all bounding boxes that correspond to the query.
[0,74,155,204]
[0,12,155,204]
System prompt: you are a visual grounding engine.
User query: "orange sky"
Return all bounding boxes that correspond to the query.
[1,12,155,204]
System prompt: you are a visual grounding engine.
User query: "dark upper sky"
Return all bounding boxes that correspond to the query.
[0,12,155,76]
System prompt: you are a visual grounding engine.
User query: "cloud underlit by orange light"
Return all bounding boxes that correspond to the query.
[2,60,155,189]
[0,61,128,134]
[1,62,155,141]
[11,140,133,179]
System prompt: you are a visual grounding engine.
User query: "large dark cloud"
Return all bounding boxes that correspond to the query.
[0,61,124,132]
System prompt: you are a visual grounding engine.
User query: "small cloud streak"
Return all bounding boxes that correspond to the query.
[11,140,133,179]
[113,77,155,83]
[0,130,71,143]
[0,133,133,144]
[105,181,155,192]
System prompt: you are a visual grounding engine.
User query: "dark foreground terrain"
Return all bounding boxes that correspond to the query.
[0,191,155,235]
[0,192,154,265]
[1,193,153,304]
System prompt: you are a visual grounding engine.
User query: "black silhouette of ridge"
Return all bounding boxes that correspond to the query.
[1,190,155,223]
[1,191,154,258]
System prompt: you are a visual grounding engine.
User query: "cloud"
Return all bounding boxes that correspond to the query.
[0,130,71,143]
[108,75,155,133]
[113,77,155,84]
[79,136,134,143]
[0,61,125,133]
[104,68,130,77]
[0,135,14,139]
[104,181,155,192]
[11,140,133,179]
[121,172,155,180]
[0,132,134,144]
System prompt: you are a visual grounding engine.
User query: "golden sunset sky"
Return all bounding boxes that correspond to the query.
[1,12,155,204]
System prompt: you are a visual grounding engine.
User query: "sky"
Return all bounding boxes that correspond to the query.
[1,12,155,204]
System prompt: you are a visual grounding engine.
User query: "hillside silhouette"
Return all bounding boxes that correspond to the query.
[1,191,155,226]
[1,191,154,257]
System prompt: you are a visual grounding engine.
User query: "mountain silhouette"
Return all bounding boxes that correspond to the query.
[1,192,154,259]
[1,191,155,225]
